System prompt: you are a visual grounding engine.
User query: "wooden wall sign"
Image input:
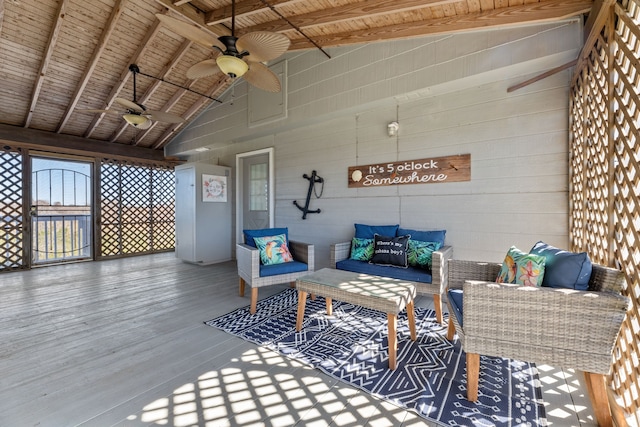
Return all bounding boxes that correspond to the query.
[348,154,470,188]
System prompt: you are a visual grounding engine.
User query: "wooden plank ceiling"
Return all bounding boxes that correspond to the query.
[0,0,593,156]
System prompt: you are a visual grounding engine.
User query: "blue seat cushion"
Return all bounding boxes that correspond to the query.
[447,289,464,327]
[335,259,432,283]
[244,227,289,248]
[259,260,308,277]
[397,227,446,247]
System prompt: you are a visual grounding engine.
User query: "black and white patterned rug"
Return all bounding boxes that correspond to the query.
[204,289,546,427]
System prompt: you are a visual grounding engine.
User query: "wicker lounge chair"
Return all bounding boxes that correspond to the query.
[445,259,630,427]
[237,228,314,314]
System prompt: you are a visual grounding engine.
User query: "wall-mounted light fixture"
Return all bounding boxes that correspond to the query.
[387,121,399,137]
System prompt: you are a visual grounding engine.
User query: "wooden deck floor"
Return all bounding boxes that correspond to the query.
[0,253,598,426]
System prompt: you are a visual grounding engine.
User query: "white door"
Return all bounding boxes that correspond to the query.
[175,166,195,261]
[236,148,274,244]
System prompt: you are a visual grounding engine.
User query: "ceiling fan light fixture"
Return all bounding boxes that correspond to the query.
[123,113,149,128]
[216,55,248,78]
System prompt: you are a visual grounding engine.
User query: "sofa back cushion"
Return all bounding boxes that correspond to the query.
[397,228,446,247]
[243,227,288,248]
[529,241,592,290]
[354,223,399,239]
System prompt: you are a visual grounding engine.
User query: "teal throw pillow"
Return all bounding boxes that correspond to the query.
[407,240,442,270]
[350,237,374,261]
[253,234,294,265]
[496,246,546,287]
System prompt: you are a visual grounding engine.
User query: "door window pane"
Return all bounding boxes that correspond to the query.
[249,163,267,211]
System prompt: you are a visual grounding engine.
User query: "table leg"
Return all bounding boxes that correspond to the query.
[407,301,417,341]
[388,313,397,370]
[326,297,332,315]
[296,290,307,331]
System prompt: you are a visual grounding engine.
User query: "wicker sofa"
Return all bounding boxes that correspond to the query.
[445,258,630,426]
[330,224,453,324]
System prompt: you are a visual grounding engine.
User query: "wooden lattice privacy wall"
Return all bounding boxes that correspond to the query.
[570,0,640,422]
[99,159,175,258]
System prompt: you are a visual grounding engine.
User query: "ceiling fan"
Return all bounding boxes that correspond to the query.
[156,0,290,93]
[77,64,184,130]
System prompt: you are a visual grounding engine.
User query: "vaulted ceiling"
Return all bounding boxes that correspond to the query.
[0,0,593,159]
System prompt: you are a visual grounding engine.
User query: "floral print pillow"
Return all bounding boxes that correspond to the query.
[407,240,442,270]
[253,234,294,265]
[350,237,374,261]
[496,246,546,286]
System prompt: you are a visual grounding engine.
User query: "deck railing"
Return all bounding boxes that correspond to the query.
[32,207,91,263]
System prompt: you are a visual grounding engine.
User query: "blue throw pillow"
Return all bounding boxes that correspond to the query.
[354,223,399,239]
[243,228,288,248]
[397,228,446,247]
[529,241,592,290]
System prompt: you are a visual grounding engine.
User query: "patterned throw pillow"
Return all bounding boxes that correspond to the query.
[253,234,294,265]
[370,234,410,268]
[407,240,442,270]
[350,237,374,261]
[496,246,546,287]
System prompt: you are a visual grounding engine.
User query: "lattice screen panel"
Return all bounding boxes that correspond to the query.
[570,0,640,422]
[151,167,175,250]
[99,159,175,258]
[0,146,25,271]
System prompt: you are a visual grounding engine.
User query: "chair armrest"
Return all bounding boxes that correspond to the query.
[447,259,502,290]
[288,240,314,271]
[431,245,453,294]
[462,280,630,372]
[330,242,351,267]
[236,243,261,281]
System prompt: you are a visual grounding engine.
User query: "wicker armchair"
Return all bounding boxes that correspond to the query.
[237,240,314,314]
[445,259,630,427]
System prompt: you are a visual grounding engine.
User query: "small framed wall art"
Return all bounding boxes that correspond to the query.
[202,174,227,202]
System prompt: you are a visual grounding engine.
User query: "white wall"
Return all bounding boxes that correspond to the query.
[166,20,582,267]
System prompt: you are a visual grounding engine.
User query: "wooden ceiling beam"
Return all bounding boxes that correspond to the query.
[204,0,301,25]
[287,0,593,50]
[25,0,69,128]
[109,39,193,143]
[173,0,193,6]
[151,0,229,37]
[84,18,164,139]
[56,0,127,133]
[0,123,168,162]
[234,0,458,34]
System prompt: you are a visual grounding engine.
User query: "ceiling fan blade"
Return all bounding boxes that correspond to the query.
[145,111,184,124]
[237,31,290,63]
[131,118,153,130]
[186,59,221,80]
[115,98,144,113]
[243,62,281,93]
[156,14,225,51]
[77,109,119,114]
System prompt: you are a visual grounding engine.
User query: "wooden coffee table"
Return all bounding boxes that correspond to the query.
[295,268,417,370]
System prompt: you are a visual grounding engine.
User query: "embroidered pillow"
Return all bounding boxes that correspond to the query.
[496,246,546,287]
[370,234,410,268]
[253,234,294,266]
[350,237,374,261]
[407,240,442,270]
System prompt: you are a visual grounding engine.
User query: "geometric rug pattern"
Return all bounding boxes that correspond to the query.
[205,289,546,426]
